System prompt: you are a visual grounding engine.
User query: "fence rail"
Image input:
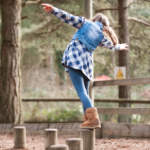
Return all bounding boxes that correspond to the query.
[22,78,150,139]
[22,78,150,122]
[93,77,150,87]
[97,108,150,115]
[22,98,150,104]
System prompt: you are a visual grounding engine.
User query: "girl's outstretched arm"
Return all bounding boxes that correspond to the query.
[99,36,128,51]
[41,3,85,29]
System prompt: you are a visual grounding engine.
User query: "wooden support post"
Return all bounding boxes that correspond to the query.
[89,81,94,105]
[48,144,68,150]
[84,0,93,19]
[80,129,95,150]
[118,0,130,123]
[14,126,26,149]
[45,128,58,150]
[66,138,83,150]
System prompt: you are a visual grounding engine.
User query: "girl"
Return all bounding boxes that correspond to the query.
[41,3,128,128]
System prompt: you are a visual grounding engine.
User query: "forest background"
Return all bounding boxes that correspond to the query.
[12,0,150,122]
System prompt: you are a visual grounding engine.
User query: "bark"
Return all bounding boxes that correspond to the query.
[84,0,93,19]
[0,0,22,124]
[83,0,94,102]
[117,0,130,122]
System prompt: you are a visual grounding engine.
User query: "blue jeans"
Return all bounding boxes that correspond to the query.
[68,68,93,112]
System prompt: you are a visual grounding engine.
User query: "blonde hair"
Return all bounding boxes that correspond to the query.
[92,13,118,45]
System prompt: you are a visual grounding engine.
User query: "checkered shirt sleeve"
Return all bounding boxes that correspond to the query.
[51,7,85,28]
[100,36,121,51]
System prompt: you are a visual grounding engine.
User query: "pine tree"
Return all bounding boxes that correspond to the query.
[0,0,22,124]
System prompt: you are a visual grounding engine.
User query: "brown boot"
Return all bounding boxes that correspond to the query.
[80,107,101,128]
[83,113,88,121]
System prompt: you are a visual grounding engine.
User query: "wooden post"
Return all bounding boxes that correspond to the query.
[45,128,58,150]
[48,144,68,150]
[84,0,94,104]
[84,0,93,19]
[66,138,83,150]
[80,129,95,150]
[0,0,22,124]
[89,81,94,105]
[14,126,26,149]
[84,0,94,105]
[118,0,130,123]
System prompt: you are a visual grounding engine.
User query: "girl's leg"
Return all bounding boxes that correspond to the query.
[68,68,93,112]
[83,77,90,121]
[68,68,101,128]
[84,77,90,95]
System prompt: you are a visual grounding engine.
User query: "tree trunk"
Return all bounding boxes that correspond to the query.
[117,0,130,122]
[84,0,93,19]
[0,0,22,124]
[83,0,94,103]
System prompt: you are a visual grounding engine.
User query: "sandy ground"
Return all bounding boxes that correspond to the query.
[1,134,150,150]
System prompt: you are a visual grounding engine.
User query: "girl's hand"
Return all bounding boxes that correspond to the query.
[118,43,129,51]
[41,3,53,13]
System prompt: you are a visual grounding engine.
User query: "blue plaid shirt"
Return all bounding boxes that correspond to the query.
[51,7,121,80]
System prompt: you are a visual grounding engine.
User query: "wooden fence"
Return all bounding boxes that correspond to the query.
[23,98,150,104]
[93,77,150,87]
[23,77,150,115]
[23,77,150,138]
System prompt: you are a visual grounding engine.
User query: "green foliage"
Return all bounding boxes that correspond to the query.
[54,49,65,81]
[23,102,44,122]
[24,106,82,122]
[23,88,50,98]
[22,46,40,68]
[138,9,150,18]
[23,102,83,122]
[132,114,141,123]
[46,108,82,122]
[20,0,150,100]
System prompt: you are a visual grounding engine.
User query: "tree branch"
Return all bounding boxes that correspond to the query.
[128,17,150,27]
[95,5,132,13]
[95,0,148,13]
[23,20,51,37]
[22,0,41,7]
[35,23,63,36]
[95,8,119,13]
[21,16,28,20]
[143,0,150,2]
[127,0,137,7]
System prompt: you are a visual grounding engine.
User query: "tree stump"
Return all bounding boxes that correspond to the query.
[48,144,68,150]
[14,126,26,149]
[45,128,58,150]
[66,138,83,150]
[80,129,95,150]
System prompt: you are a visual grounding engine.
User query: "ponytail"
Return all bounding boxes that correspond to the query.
[103,26,118,45]
[92,13,118,45]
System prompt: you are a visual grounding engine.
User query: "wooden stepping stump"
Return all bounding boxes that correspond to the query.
[45,128,58,150]
[14,126,27,149]
[48,144,68,150]
[80,129,95,150]
[66,138,83,150]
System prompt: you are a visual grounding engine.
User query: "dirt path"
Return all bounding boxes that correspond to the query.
[1,134,150,150]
